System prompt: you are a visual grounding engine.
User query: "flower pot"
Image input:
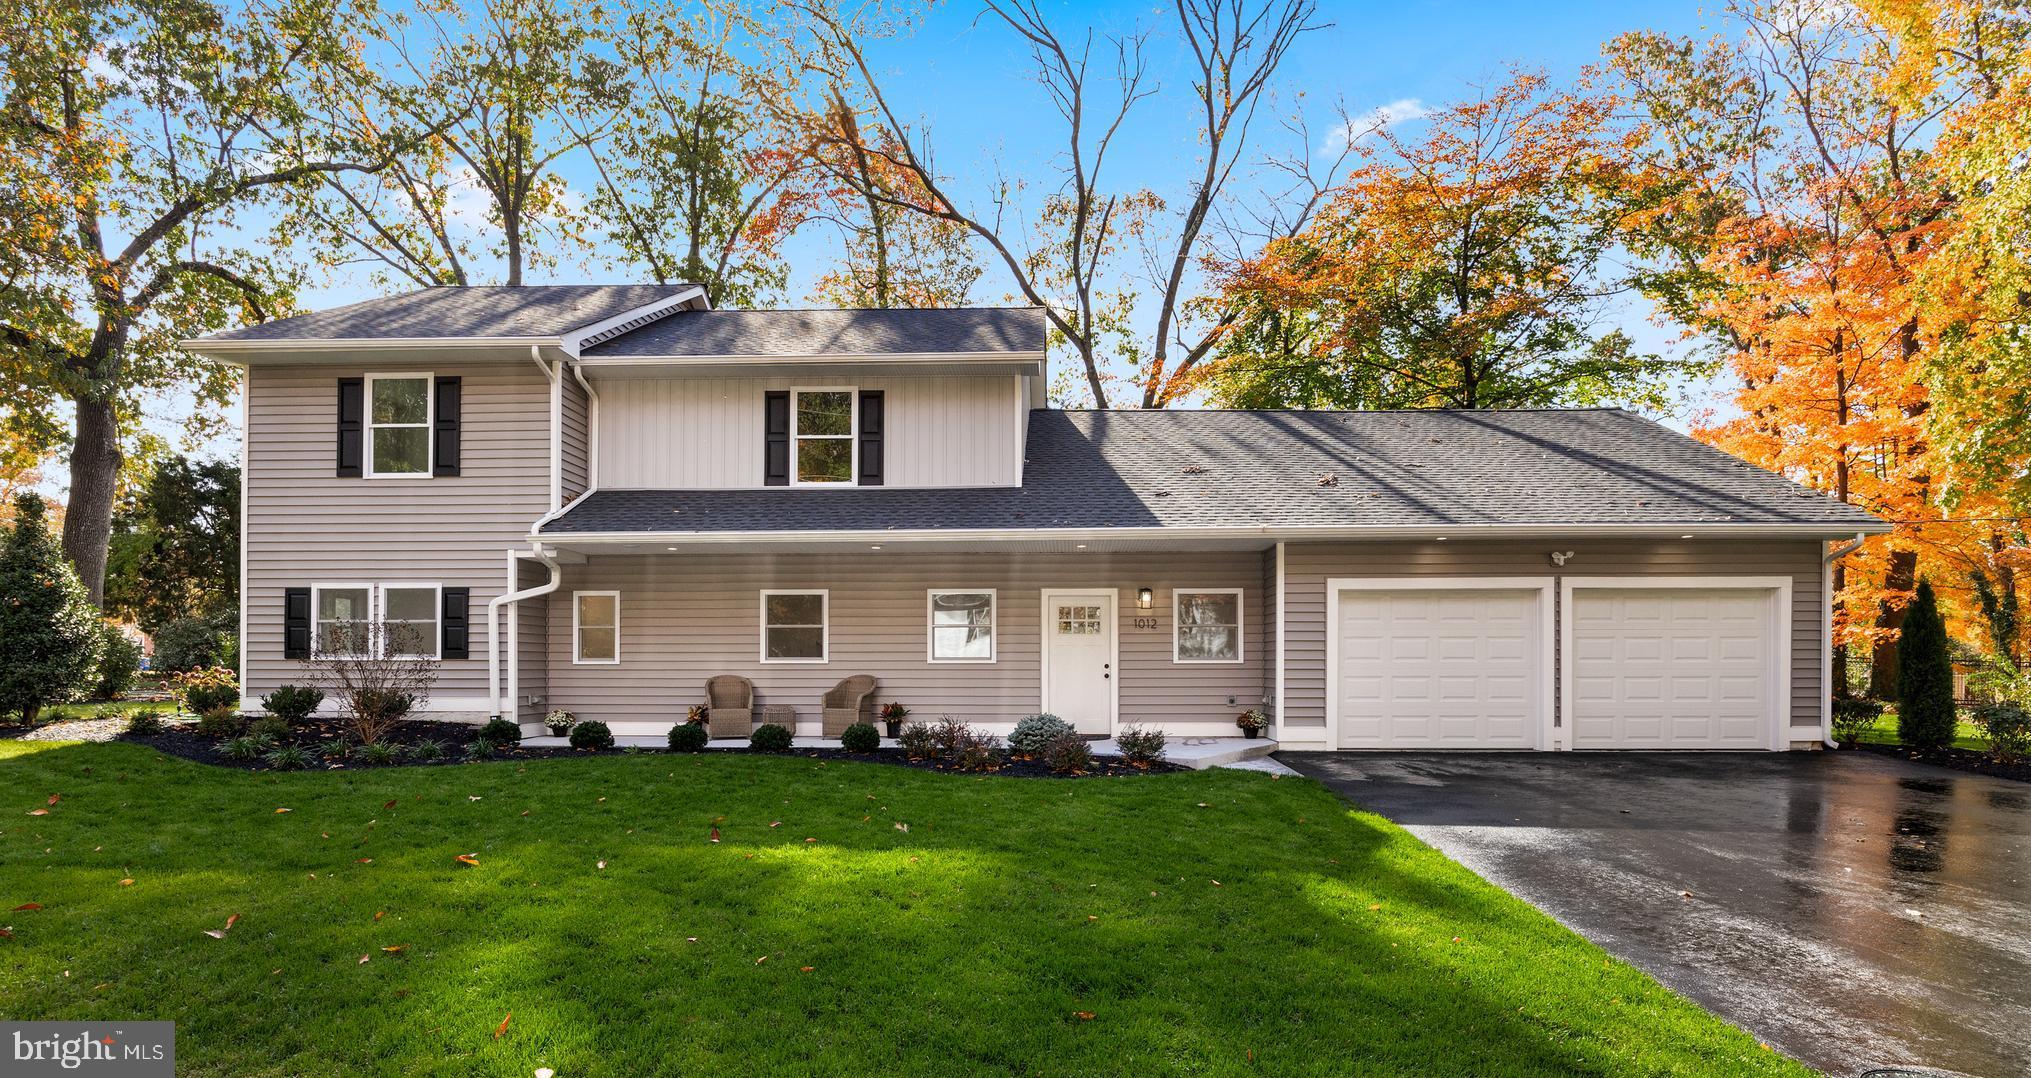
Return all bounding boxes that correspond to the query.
[1242,727,1261,740]
[885,720,903,738]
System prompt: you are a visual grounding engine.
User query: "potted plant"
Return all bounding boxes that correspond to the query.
[1235,708,1269,740]
[544,709,577,737]
[879,701,911,738]
[686,703,709,725]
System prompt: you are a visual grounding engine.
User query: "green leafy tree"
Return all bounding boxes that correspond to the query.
[103,456,239,632]
[1896,579,1957,751]
[151,609,237,676]
[0,494,104,721]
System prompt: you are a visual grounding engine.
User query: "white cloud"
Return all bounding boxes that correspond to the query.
[1322,97,1429,155]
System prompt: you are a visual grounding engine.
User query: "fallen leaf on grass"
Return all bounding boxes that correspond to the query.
[893,822,908,832]
[1073,1011,1095,1021]
[494,1013,511,1039]
[0,927,12,939]
[13,903,42,912]
[799,966,814,973]
[27,809,47,817]
[117,879,134,887]
[47,795,60,806]
[455,854,480,867]
[381,945,405,954]
[769,821,781,828]
[468,796,481,801]
[374,910,385,921]
[755,955,768,965]
[596,860,606,870]
[708,828,720,844]
[1211,880,1221,887]
[356,858,373,864]
[274,808,291,814]
[358,954,370,964]
[384,800,397,810]
[803,837,816,844]
[201,913,243,939]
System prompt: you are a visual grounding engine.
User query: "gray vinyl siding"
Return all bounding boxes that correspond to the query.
[1278,538,1825,741]
[538,552,1267,733]
[591,374,1023,488]
[514,559,549,724]
[1263,546,1279,717]
[243,360,551,710]
[561,375,589,501]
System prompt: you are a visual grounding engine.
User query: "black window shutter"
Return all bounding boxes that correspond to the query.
[857,390,884,486]
[284,587,312,660]
[442,587,470,660]
[764,390,790,486]
[336,378,363,478]
[433,376,462,477]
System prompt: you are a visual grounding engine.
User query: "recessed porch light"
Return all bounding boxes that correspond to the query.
[666,547,679,551]
[870,544,883,550]
[1434,536,1448,541]
[1680,534,1694,539]
[1075,544,1087,549]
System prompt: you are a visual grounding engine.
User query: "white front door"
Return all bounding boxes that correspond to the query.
[1043,591,1115,735]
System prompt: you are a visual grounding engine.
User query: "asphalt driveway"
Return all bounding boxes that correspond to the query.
[1279,751,2031,1078]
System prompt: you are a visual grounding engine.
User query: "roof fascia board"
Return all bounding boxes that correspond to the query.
[534,521,1894,544]
[559,285,710,358]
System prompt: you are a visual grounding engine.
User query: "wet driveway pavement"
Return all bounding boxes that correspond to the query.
[1279,751,2031,1078]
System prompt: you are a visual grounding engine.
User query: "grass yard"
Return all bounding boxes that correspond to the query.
[1855,707,1990,752]
[0,740,1803,1077]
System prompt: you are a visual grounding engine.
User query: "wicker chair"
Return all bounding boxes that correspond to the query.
[821,675,879,737]
[705,675,754,739]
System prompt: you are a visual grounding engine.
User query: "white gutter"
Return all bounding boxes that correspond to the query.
[535,521,1895,546]
[1822,531,1869,749]
[569,361,601,489]
[487,544,561,720]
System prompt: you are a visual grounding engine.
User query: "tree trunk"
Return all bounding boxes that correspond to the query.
[1870,548,1919,697]
[61,395,122,607]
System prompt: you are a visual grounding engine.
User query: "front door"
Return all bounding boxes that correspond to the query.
[1043,591,1115,735]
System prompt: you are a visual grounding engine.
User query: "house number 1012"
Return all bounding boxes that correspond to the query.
[1131,616,1161,630]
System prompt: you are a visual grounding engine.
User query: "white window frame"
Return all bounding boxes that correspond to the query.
[572,590,621,665]
[926,588,997,663]
[759,589,829,663]
[1173,587,1245,664]
[309,582,441,660]
[364,371,434,479]
[789,387,857,487]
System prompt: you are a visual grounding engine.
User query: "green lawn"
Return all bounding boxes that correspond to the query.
[0,741,1801,1077]
[1854,707,1990,752]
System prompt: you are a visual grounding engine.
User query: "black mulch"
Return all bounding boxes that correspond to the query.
[119,718,1186,779]
[1854,741,2031,784]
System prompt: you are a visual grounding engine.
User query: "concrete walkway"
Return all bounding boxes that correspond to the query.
[1281,750,2031,1078]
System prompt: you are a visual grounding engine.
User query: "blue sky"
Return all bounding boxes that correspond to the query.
[146,0,1730,477]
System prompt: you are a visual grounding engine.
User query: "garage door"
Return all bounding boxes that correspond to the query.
[1335,588,1544,749]
[1568,588,1775,749]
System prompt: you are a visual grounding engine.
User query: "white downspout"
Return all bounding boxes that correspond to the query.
[534,346,561,512]
[1823,532,1867,749]
[570,361,601,490]
[488,545,561,720]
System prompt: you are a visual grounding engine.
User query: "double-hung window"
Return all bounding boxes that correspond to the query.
[928,590,995,662]
[366,373,432,476]
[574,591,620,664]
[1174,589,1243,663]
[761,590,828,662]
[792,390,855,484]
[312,583,441,659]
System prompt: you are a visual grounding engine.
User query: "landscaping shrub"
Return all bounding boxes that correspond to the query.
[194,711,243,739]
[750,722,793,752]
[264,744,312,770]
[1115,724,1167,766]
[1042,732,1093,774]
[1896,580,1957,751]
[247,715,290,742]
[92,621,142,700]
[570,720,615,750]
[1008,713,1074,755]
[930,716,972,757]
[1829,697,1885,747]
[897,721,935,760]
[840,721,880,753]
[1974,702,2031,764]
[953,730,1003,772]
[176,667,240,718]
[124,709,165,736]
[407,738,445,761]
[465,736,498,760]
[478,717,523,746]
[152,609,237,675]
[668,721,709,751]
[357,741,398,765]
[222,735,271,761]
[0,494,105,723]
[259,684,324,724]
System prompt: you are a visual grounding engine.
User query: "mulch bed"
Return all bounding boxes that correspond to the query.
[115,718,1185,779]
[1854,741,2031,784]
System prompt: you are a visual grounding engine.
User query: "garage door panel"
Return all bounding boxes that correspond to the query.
[1570,587,1775,750]
[1336,587,1543,749]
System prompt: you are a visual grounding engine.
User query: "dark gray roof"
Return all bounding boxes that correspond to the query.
[541,408,1884,535]
[587,307,1045,357]
[203,285,696,342]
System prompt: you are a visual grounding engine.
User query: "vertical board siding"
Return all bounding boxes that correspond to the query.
[592,374,1022,488]
[244,361,550,709]
[560,375,589,500]
[1278,539,1826,740]
[540,552,1267,733]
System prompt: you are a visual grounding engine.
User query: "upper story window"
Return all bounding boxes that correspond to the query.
[366,373,432,477]
[794,389,855,485]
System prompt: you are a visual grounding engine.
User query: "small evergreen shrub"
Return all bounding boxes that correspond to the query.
[264,744,312,770]
[318,737,351,759]
[1897,580,1957,751]
[407,737,445,761]
[569,720,615,750]
[1115,724,1167,766]
[840,721,880,752]
[1974,702,2031,764]
[0,494,105,723]
[478,717,523,746]
[1042,733,1093,775]
[750,722,793,752]
[194,711,243,739]
[357,741,399,765]
[92,622,141,700]
[897,721,935,760]
[1829,698,1885,747]
[1008,713,1074,755]
[124,709,166,736]
[222,735,271,761]
[260,684,324,724]
[668,722,709,751]
[247,715,290,742]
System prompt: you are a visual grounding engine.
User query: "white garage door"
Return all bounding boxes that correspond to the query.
[1335,588,1543,749]
[1569,588,1775,749]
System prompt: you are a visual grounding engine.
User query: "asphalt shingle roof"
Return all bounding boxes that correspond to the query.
[586,307,1046,357]
[541,408,1883,535]
[203,285,698,342]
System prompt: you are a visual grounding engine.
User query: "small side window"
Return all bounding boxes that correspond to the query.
[575,591,620,664]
